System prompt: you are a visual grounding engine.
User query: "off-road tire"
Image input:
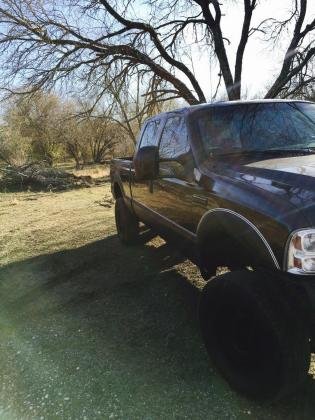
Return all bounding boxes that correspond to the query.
[115,198,139,245]
[199,269,311,401]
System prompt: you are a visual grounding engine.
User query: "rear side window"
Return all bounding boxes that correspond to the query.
[159,116,190,159]
[139,120,160,148]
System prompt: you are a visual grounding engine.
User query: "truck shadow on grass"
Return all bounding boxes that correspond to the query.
[0,233,315,418]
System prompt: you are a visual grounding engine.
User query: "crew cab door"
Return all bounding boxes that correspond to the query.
[149,115,198,237]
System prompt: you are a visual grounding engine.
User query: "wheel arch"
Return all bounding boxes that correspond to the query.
[196,208,280,275]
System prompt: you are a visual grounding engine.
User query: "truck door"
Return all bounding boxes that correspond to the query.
[149,115,198,238]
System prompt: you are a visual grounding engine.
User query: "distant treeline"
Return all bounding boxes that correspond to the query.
[0,91,134,168]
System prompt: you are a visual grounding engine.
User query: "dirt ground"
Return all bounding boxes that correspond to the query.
[1,179,315,419]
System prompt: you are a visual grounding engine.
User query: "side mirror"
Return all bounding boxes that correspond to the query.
[133,146,159,181]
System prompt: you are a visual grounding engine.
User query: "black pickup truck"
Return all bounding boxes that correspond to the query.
[110,99,315,401]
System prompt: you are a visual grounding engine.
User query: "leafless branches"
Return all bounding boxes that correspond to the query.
[0,0,313,107]
[265,0,315,98]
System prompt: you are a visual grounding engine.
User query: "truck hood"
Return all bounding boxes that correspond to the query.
[246,154,315,177]
[201,153,315,228]
[239,154,315,226]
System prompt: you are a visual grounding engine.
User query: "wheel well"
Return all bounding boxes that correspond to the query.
[199,232,245,275]
[113,182,123,199]
[197,210,280,276]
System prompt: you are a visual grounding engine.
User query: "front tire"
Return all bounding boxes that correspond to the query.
[199,269,311,401]
[115,198,139,245]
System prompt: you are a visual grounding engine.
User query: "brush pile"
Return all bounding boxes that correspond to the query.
[0,162,94,192]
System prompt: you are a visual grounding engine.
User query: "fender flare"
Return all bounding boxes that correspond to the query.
[196,208,280,273]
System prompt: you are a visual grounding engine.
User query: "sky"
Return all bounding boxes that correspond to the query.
[159,0,315,101]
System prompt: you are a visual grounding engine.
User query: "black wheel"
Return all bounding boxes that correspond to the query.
[199,269,311,401]
[115,198,139,245]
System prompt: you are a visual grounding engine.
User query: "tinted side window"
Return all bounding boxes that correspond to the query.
[159,116,190,159]
[139,120,160,148]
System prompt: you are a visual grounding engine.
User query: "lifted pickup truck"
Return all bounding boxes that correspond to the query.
[110,99,315,401]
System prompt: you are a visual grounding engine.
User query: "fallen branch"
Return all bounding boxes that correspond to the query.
[0,162,96,192]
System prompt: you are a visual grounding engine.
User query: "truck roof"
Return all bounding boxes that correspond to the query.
[147,99,313,121]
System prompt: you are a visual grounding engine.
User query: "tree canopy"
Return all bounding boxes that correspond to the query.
[0,0,314,105]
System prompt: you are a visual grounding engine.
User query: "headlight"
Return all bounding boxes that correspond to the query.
[287,229,315,273]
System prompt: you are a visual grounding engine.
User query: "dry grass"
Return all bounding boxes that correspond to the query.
[71,164,109,179]
[0,186,112,266]
[56,161,110,179]
[1,181,315,419]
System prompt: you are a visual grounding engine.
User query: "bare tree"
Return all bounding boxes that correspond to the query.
[63,114,119,165]
[85,118,119,163]
[0,124,31,166]
[106,73,174,145]
[264,0,315,98]
[81,68,180,146]
[61,111,89,169]
[305,87,315,101]
[1,92,65,165]
[0,0,314,104]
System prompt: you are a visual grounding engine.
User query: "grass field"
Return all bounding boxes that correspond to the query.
[1,175,315,419]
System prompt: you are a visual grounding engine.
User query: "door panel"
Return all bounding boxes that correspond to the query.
[148,115,197,234]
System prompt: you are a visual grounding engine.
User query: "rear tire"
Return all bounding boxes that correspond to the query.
[199,269,311,401]
[115,198,139,245]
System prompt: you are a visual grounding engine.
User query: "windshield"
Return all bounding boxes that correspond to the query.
[194,102,315,155]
